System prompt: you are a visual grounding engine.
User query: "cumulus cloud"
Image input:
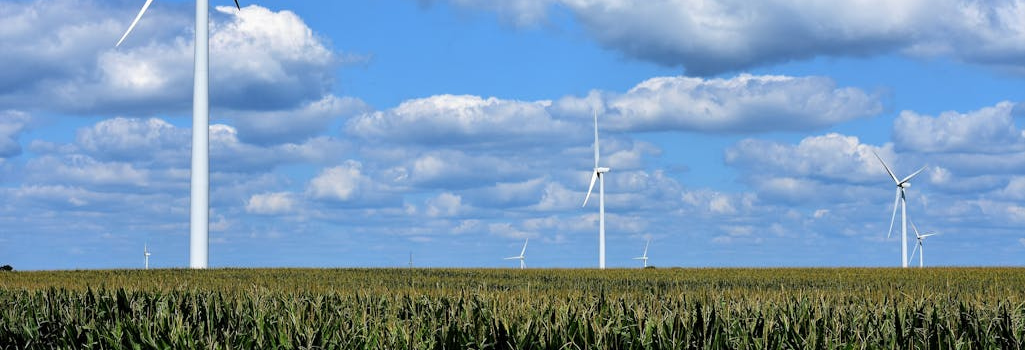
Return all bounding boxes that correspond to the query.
[401,150,531,189]
[894,101,1025,154]
[25,155,150,188]
[246,192,297,215]
[74,117,348,172]
[437,0,1025,75]
[0,111,30,159]
[307,161,368,202]
[726,133,891,184]
[77,117,188,163]
[348,94,579,148]
[0,0,344,114]
[426,192,464,217]
[229,95,370,145]
[305,161,398,207]
[358,75,881,147]
[560,75,882,133]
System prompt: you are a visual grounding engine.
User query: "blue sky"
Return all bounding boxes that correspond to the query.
[2,0,1025,270]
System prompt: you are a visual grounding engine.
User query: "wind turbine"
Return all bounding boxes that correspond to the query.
[873,151,926,268]
[583,110,611,269]
[908,221,938,268]
[504,239,528,269]
[117,0,242,268]
[632,239,650,268]
[144,243,151,270]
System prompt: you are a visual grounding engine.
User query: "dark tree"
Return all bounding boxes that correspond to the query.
[0,265,12,272]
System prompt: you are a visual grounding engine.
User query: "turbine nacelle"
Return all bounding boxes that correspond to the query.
[899,182,911,189]
[594,167,610,174]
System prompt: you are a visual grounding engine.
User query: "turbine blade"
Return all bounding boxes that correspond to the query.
[909,242,919,262]
[872,150,900,184]
[234,0,241,10]
[921,233,937,238]
[116,0,156,47]
[887,189,900,238]
[643,240,649,257]
[909,219,921,238]
[901,165,928,184]
[582,172,598,206]
[520,239,528,256]
[593,109,600,167]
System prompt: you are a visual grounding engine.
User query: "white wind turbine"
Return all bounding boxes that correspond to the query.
[873,151,927,268]
[117,0,243,268]
[504,239,528,269]
[583,110,611,269]
[908,221,938,268]
[632,239,650,268]
[144,243,151,270]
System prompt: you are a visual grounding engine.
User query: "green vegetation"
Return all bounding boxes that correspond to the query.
[1,268,1024,348]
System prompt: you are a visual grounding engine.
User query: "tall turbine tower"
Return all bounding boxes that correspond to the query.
[503,239,528,269]
[117,0,243,268]
[873,151,926,268]
[583,110,611,269]
[144,243,151,270]
[632,239,650,268]
[909,221,938,268]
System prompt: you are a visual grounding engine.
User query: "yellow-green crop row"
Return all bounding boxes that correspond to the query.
[1,268,1023,349]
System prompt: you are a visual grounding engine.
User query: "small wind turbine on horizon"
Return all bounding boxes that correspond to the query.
[504,239,528,269]
[873,151,927,268]
[583,110,611,269]
[144,243,151,270]
[909,221,938,268]
[632,239,650,268]
[116,0,244,269]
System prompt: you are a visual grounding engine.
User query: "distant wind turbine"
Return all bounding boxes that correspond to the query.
[873,151,927,268]
[117,0,243,269]
[908,221,938,268]
[144,243,151,270]
[583,110,611,269]
[504,239,528,269]
[632,239,650,268]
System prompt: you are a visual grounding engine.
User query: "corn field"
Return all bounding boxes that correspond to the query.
[1,268,1024,349]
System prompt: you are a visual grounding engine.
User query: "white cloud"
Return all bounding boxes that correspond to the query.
[561,75,881,133]
[74,117,350,174]
[246,192,297,215]
[709,195,737,215]
[347,95,579,148]
[488,222,533,239]
[466,178,548,209]
[25,155,150,188]
[0,1,344,114]
[228,95,370,145]
[894,101,1025,153]
[426,192,463,217]
[0,111,30,158]
[306,161,367,202]
[726,133,890,184]
[405,150,527,188]
[532,182,580,211]
[439,0,1025,75]
[77,117,188,163]
[1000,177,1025,200]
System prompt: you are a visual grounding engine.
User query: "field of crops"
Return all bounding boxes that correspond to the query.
[1,268,1024,349]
